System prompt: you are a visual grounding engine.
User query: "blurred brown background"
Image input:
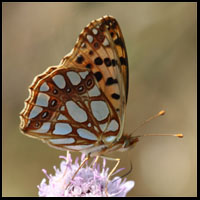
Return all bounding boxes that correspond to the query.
[2,2,196,197]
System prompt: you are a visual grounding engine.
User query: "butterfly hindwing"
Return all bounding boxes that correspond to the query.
[20,65,120,152]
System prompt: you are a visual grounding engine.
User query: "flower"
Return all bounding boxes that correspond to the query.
[38,152,134,197]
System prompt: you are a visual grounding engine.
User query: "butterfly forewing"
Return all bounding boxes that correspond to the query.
[60,15,128,140]
[20,15,128,155]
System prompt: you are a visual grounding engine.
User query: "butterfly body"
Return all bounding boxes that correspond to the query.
[19,15,137,157]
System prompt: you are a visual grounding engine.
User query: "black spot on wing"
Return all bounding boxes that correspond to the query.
[104,58,111,67]
[94,71,103,82]
[111,59,116,66]
[114,38,124,48]
[94,57,103,65]
[76,55,84,64]
[85,63,92,69]
[111,93,120,100]
[120,56,127,66]
[106,77,118,86]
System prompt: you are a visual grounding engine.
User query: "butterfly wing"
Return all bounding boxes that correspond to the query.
[20,65,120,153]
[60,15,129,140]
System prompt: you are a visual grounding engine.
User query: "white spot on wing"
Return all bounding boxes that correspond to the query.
[40,82,49,91]
[87,34,93,43]
[26,119,31,127]
[91,101,109,121]
[81,43,86,48]
[60,106,65,111]
[103,37,109,46]
[66,101,87,122]
[57,114,68,121]
[49,138,75,144]
[106,119,119,132]
[35,93,50,107]
[29,106,43,119]
[77,128,97,140]
[32,122,51,133]
[87,123,91,127]
[52,74,66,89]
[105,136,116,143]
[99,122,107,132]
[79,71,89,79]
[53,123,72,135]
[92,28,98,35]
[88,85,101,97]
[66,71,81,86]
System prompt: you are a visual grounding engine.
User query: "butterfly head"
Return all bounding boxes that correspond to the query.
[116,135,139,152]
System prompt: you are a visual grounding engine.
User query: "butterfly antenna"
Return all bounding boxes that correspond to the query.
[112,161,133,183]
[120,161,133,179]
[130,110,165,135]
[130,110,183,138]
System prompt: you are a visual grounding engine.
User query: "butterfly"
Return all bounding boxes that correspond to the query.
[19,15,138,156]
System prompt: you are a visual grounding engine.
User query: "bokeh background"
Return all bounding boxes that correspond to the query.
[2,2,196,197]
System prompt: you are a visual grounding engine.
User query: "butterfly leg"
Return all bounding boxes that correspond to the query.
[90,155,100,168]
[61,151,71,179]
[100,156,121,196]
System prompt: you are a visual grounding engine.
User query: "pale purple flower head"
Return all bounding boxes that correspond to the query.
[38,152,134,197]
